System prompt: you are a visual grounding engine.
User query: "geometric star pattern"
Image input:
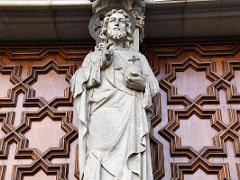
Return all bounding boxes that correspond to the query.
[1,42,240,179]
[145,41,240,179]
[0,47,83,179]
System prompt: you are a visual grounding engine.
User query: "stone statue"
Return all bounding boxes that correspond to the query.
[71,9,159,180]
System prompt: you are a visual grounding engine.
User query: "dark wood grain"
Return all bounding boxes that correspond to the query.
[1,42,240,179]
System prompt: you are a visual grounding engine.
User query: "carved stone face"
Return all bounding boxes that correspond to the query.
[107,12,127,40]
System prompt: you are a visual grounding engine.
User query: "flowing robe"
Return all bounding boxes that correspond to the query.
[71,49,159,180]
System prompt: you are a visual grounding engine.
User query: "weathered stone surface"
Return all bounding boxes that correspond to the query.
[71,9,159,180]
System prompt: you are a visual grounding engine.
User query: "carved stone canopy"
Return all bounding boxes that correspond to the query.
[90,0,145,14]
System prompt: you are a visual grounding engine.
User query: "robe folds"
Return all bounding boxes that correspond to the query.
[71,49,160,180]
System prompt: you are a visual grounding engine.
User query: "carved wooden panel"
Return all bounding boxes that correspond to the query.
[144,41,240,179]
[0,45,163,180]
[1,41,240,180]
[0,46,89,180]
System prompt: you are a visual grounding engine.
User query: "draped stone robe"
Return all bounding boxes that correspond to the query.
[71,49,159,180]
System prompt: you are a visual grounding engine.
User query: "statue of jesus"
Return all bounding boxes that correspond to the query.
[71,9,159,180]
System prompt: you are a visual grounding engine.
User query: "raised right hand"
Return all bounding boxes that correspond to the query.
[100,42,114,70]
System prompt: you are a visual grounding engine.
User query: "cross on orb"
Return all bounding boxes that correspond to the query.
[128,56,140,64]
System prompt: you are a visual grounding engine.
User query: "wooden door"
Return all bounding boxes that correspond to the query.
[146,41,240,180]
[0,42,240,180]
[0,46,90,180]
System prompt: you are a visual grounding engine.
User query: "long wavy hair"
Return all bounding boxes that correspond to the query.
[96,9,133,50]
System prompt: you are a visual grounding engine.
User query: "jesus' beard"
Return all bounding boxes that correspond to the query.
[106,30,127,40]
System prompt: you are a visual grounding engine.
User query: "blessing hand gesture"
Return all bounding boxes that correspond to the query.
[100,42,114,70]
